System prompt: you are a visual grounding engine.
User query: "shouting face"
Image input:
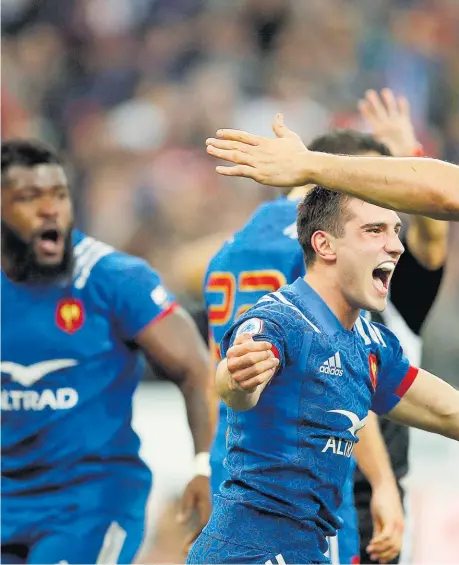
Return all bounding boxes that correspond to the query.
[2,163,74,281]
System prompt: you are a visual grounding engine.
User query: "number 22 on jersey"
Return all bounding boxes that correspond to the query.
[206,270,287,326]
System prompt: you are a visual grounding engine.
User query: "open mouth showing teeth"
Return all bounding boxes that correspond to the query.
[372,262,395,293]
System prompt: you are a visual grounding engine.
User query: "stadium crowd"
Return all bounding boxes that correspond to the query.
[2,0,459,297]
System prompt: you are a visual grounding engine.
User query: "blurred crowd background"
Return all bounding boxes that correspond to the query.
[2,0,459,562]
[3,0,459,298]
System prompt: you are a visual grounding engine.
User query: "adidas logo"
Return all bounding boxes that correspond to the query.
[320,352,343,376]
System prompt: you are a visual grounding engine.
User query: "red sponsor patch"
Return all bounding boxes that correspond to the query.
[368,353,378,389]
[56,298,84,334]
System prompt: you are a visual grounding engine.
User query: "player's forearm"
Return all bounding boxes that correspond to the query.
[406,217,448,270]
[306,152,459,221]
[353,412,398,490]
[388,370,459,441]
[215,359,261,411]
[180,377,214,453]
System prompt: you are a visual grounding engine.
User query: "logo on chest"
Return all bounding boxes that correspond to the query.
[1,359,79,411]
[322,409,368,458]
[368,353,378,389]
[56,298,84,334]
[319,351,343,376]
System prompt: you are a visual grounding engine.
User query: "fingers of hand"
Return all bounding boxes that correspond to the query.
[365,89,388,119]
[215,129,261,146]
[272,113,302,141]
[206,138,254,154]
[234,333,255,346]
[368,543,401,564]
[215,164,257,179]
[367,524,403,562]
[206,144,254,166]
[228,351,279,377]
[228,339,273,358]
[241,367,277,392]
[381,88,398,116]
[397,94,410,116]
[272,113,286,138]
[357,99,374,123]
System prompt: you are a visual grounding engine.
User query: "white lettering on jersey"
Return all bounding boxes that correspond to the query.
[321,436,355,458]
[1,388,78,411]
[1,360,78,387]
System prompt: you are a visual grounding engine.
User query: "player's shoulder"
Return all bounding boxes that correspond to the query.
[72,231,159,290]
[242,283,321,335]
[249,197,298,228]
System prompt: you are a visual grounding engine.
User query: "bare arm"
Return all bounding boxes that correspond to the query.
[387,368,459,440]
[136,306,213,454]
[206,114,459,221]
[358,88,449,267]
[405,216,448,270]
[307,153,459,221]
[354,411,398,490]
[136,305,214,539]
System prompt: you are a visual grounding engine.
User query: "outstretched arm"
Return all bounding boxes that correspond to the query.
[206,114,459,221]
[387,368,459,439]
[307,152,459,221]
[216,334,279,411]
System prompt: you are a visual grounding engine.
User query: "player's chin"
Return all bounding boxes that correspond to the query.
[35,252,65,266]
[364,292,388,313]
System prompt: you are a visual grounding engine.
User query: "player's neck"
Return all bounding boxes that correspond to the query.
[304,271,360,330]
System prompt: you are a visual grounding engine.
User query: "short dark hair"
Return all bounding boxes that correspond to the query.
[296,129,392,266]
[297,186,354,267]
[308,129,392,157]
[1,139,62,182]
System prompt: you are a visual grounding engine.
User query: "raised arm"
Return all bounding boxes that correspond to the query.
[358,88,449,267]
[307,152,458,221]
[206,115,459,221]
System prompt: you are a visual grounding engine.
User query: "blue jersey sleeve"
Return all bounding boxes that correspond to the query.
[220,298,306,372]
[371,323,419,415]
[105,254,177,340]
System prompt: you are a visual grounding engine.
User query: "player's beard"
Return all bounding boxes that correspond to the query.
[1,221,74,282]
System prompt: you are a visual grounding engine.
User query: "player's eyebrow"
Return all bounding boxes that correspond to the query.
[360,221,402,230]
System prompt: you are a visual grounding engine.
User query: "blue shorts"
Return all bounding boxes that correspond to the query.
[1,477,150,564]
